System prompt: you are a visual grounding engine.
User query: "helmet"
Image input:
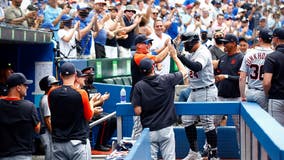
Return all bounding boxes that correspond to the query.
[181,32,200,52]
[181,32,200,43]
[39,75,59,92]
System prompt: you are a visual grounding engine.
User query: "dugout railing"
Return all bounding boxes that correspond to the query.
[116,102,284,160]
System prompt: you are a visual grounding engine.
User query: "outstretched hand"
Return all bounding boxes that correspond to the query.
[169,44,177,58]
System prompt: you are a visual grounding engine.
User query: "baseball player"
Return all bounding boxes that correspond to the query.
[263,27,284,126]
[39,75,59,160]
[239,28,273,111]
[178,32,218,160]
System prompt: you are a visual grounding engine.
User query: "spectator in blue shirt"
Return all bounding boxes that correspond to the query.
[42,0,70,41]
[89,0,108,58]
[73,3,97,58]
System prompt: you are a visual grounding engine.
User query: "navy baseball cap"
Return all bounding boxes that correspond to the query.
[259,28,273,41]
[61,62,76,75]
[76,69,88,77]
[220,34,238,43]
[134,34,153,45]
[7,73,33,88]
[139,58,154,73]
[81,66,94,75]
[273,28,284,40]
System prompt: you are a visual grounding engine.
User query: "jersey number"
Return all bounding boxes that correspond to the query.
[189,70,198,78]
[250,64,264,80]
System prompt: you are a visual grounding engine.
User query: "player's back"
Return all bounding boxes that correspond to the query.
[241,46,273,89]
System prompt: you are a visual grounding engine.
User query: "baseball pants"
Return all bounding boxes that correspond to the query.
[268,99,284,127]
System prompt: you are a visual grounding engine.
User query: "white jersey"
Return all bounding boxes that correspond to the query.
[58,29,78,58]
[185,45,215,89]
[240,46,273,89]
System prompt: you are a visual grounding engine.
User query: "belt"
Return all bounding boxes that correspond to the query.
[192,84,215,92]
[248,87,263,91]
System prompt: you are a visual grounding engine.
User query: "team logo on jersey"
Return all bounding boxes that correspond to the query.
[231,59,236,65]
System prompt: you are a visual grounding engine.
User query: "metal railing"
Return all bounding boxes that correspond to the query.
[89,111,116,128]
[116,102,284,160]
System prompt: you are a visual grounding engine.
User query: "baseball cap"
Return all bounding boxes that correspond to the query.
[259,28,273,41]
[61,14,73,21]
[220,33,238,43]
[200,26,207,33]
[81,66,95,75]
[108,6,118,11]
[7,73,33,88]
[186,4,193,9]
[273,28,284,40]
[139,58,154,74]
[259,16,266,22]
[76,69,88,77]
[124,5,136,13]
[115,2,121,6]
[238,8,245,13]
[77,3,91,10]
[224,15,231,20]
[215,0,221,5]
[27,4,38,11]
[60,62,76,75]
[39,75,59,91]
[134,34,153,45]
[180,32,199,43]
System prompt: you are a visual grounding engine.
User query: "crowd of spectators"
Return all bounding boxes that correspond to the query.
[1,0,284,59]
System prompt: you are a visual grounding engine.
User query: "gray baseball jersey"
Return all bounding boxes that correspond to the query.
[185,45,215,89]
[240,46,273,89]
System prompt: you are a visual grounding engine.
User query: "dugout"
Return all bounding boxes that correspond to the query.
[0,25,55,104]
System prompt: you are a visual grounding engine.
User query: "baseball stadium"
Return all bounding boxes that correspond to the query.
[1,0,284,159]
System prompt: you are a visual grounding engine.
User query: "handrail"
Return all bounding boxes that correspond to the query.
[89,111,116,128]
[241,102,284,160]
[125,128,151,160]
[116,102,284,160]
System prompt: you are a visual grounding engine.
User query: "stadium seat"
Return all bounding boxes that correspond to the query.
[121,76,131,85]
[113,77,124,85]
[102,78,115,84]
